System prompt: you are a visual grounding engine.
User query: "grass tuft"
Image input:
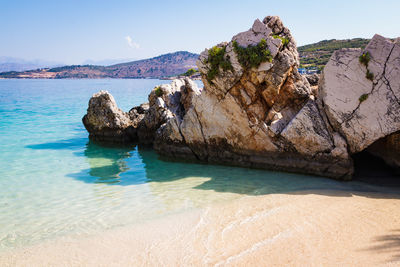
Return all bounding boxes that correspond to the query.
[359,93,369,102]
[233,38,273,69]
[359,52,371,67]
[272,35,289,47]
[205,45,233,83]
[154,86,163,97]
[366,70,374,81]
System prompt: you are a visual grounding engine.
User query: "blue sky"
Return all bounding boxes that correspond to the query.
[1,0,399,64]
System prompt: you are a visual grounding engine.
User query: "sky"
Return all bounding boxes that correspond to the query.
[1,0,399,65]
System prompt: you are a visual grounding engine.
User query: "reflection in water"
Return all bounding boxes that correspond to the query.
[138,147,339,194]
[80,141,400,196]
[83,140,133,184]
[136,148,352,211]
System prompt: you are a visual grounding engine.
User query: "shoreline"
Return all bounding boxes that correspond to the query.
[2,189,400,266]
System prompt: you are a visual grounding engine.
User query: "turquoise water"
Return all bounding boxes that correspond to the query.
[0,79,395,251]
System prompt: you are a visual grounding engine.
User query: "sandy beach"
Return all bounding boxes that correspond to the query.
[1,189,400,267]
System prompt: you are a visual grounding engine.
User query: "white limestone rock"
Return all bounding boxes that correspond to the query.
[280,99,333,155]
[320,34,400,153]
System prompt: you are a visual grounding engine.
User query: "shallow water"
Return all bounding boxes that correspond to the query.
[0,79,398,252]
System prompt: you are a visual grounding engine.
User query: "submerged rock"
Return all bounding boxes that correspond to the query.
[83,16,399,179]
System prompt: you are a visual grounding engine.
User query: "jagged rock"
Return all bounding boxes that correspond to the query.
[82,91,137,142]
[304,73,320,87]
[319,34,400,155]
[83,17,399,179]
[280,99,333,155]
[154,16,353,179]
[83,80,193,144]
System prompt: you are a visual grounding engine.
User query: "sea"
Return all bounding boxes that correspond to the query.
[0,79,397,252]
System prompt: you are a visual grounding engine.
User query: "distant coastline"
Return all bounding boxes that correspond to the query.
[0,38,372,80]
[0,51,199,80]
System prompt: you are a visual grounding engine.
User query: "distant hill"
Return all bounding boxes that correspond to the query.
[0,51,199,79]
[298,38,371,70]
[0,40,376,79]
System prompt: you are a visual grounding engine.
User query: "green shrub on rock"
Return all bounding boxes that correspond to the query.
[154,86,163,97]
[272,34,289,47]
[205,45,233,83]
[359,52,371,67]
[233,38,273,69]
[359,93,369,102]
[366,70,374,81]
[359,51,374,81]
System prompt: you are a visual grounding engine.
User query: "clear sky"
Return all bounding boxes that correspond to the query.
[1,0,399,64]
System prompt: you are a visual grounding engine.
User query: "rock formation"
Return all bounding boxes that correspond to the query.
[151,16,353,179]
[304,73,319,87]
[319,35,400,153]
[319,34,400,169]
[83,80,189,144]
[367,132,400,171]
[82,91,137,142]
[83,17,400,180]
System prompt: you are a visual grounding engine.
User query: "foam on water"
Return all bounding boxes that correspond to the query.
[0,79,396,252]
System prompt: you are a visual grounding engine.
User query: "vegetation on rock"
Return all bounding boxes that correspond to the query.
[205,45,233,83]
[359,52,371,67]
[359,93,369,103]
[359,52,374,81]
[154,86,163,97]
[233,39,273,69]
[366,70,374,81]
[272,35,289,47]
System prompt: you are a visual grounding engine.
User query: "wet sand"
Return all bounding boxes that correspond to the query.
[1,190,400,266]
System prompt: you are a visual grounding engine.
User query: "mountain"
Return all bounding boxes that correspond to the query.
[0,57,62,72]
[298,38,371,70]
[0,51,199,79]
[0,40,375,79]
[107,51,198,78]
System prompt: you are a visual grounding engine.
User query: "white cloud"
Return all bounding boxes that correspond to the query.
[125,36,140,49]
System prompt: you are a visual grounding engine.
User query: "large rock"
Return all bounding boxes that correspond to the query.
[319,35,400,154]
[82,91,137,142]
[367,131,400,171]
[154,16,353,179]
[83,17,400,179]
[83,79,191,144]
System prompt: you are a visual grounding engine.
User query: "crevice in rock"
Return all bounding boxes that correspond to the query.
[317,97,351,155]
[193,108,209,161]
[381,44,400,105]
[343,43,397,124]
[176,121,200,161]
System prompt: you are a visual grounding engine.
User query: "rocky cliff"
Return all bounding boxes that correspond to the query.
[83,16,400,179]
